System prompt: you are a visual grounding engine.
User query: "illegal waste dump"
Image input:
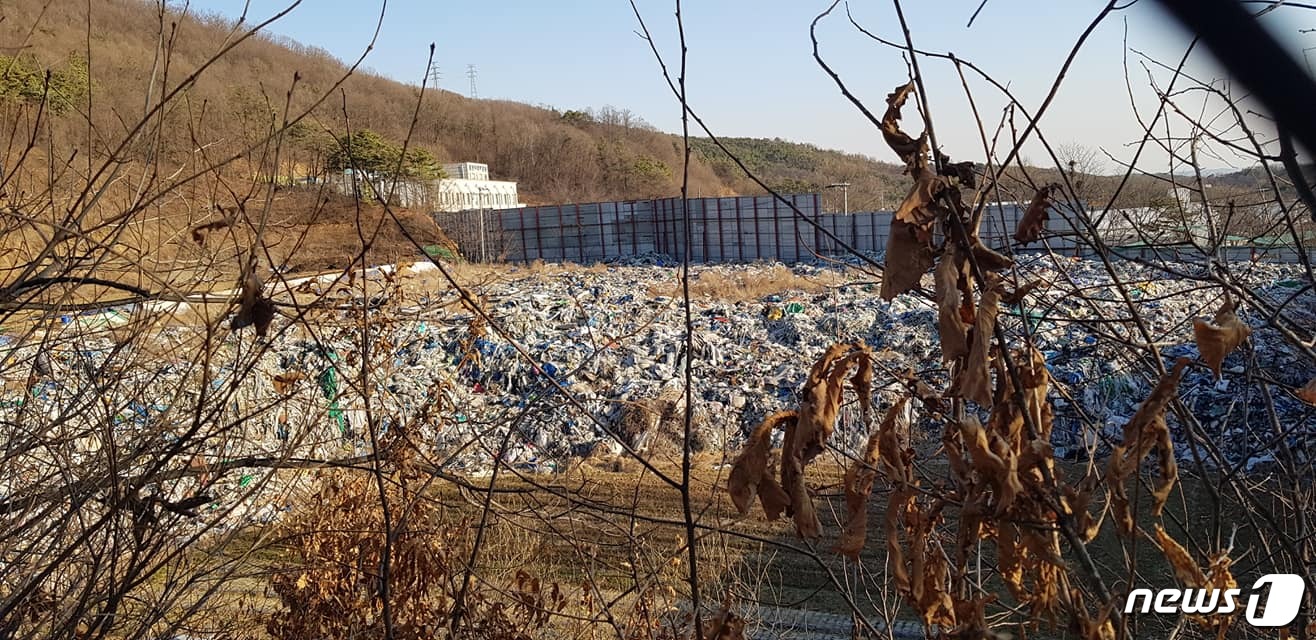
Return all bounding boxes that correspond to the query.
[4,254,1312,515]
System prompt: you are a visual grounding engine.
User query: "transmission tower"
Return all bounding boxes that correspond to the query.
[466,64,478,99]
[426,61,442,88]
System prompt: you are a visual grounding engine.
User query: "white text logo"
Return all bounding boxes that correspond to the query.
[1125,574,1305,627]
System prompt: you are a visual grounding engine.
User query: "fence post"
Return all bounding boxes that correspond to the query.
[479,209,487,263]
[773,196,782,262]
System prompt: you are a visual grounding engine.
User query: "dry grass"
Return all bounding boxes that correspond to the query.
[647,264,849,302]
[435,459,1257,617]
[179,453,1258,640]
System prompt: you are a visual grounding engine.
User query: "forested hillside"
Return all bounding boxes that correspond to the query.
[0,0,918,206]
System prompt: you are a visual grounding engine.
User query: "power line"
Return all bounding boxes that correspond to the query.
[466,64,478,99]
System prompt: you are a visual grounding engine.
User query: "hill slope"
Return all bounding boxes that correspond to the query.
[0,0,908,207]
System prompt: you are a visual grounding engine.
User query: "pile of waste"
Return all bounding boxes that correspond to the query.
[1,255,1313,522]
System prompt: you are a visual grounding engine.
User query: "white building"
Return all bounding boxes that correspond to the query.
[331,161,521,212]
[435,162,519,212]
[435,177,520,211]
[442,162,490,180]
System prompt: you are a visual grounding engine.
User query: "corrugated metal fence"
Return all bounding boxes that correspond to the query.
[437,194,832,264]
[434,195,1316,265]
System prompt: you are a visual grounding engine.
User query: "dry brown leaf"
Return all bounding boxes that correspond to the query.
[1297,377,1316,405]
[727,411,794,520]
[881,82,925,164]
[1012,348,1053,447]
[950,282,999,407]
[1153,526,1239,631]
[1014,185,1057,244]
[886,486,914,592]
[943,422,971,489]
[272,372,305,395]
[934,250,970,362]
[880,218,936,300]
[190,219,229,245]
[729,344,874,539]
[1150,415,1178,518]
[1061,470,1106,543]
[232,270,275,338]
[886,481,955,628]
[1071,588,1117,640]
[1192,297,1250,379]
[1062,486,1101,543]
[1001,279,1047,306]
[941,159,978,189]
[949,597,1012,640]
[904,500,957,629]
[959,417,1023,515]
[990,484,1067,626]
[1155,524,1207,587]
[1204,550,1237,593]
[702,605,747,640]
[784,344,874,538]
[877,81,941,301]
[894,171,947,230]
[995,523,1027,600]
[970,240,1014,272]
[836,399,908,558]
[1107,358,1188,536]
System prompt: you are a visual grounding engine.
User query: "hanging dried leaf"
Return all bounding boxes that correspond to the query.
[943,421,972,489]
[1071,589,1117,640]
[970,240,1014,272]
[899,498,957,629]
[895,171,947,231]
[836,399,908,558]
[1192,297,1250,379]
[1107,358,1188,536]
[880,218,936,300]
[272,372,305,395]
[995,523,1027,599]
[1014,185,1057,244]
[959,417,1023,515]
[790,344,872,464]
[727,411,794,520]
[934,250,970,362]
[1062,488,1100,544]
[1149,414,1178,518]
[886,486,915,592]
[1154,529,1239,630]
[950,281,999,407]
[702,605,747,640]
[1016,348,1054,445]
[1155,524,1207,587]
[783,344,874,538]
[881,82,925,164]
[232,270,275,338]
[977,350,1051,488]
[1297,378,1316,405]
[877,80,943,301]
[1000,279,1045,306]
[728,344,874,541]
[190,220,229,245]
[941,159,978,189]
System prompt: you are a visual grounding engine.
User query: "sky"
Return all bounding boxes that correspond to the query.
[185,0,1316,173]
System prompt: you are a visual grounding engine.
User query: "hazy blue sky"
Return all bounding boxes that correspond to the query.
[186,1,1315,172]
